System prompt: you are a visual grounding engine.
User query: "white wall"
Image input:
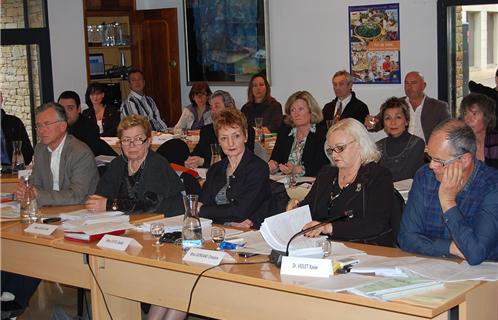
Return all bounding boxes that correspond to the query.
[47,0,87,102]
[48,0,440,139]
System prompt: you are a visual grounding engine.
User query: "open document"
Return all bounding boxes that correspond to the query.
[260,205,324,257]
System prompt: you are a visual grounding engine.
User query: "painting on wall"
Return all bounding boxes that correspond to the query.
[349,3,401,84]
[184,0,269,85]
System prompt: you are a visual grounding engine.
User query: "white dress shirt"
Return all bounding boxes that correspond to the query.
[407,95,426,142]
[48,134,67,191]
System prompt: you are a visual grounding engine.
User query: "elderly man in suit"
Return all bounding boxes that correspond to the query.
[365,71,450,142]
[15,102,99,206]
[322,70,370,125]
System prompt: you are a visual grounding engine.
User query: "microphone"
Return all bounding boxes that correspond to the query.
[269,210,353,267]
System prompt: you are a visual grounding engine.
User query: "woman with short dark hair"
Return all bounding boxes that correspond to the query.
[82,82,120,136]
[174,81,212,130]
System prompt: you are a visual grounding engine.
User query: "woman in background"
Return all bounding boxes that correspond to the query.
[174,81,212,130]
[241,73,283,133]
[288,118,394,246]
[82,82,120,136]
[376,97,425,181]
[269,90,328,177]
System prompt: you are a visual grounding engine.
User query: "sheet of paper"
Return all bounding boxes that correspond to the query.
[302,273,380,292]
[400,259,498,282]
[233,230,272,255]
[350,255,423,277]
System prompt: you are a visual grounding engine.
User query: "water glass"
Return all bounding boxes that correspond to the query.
[11,140,25,173]
[150,222,165,247]
[211,227,225,243]
[320,239,332,257]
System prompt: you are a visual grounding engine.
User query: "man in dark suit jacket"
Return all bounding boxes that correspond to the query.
[365,71,450,142]
[1,109,33,166]
[322,70,369,124]
[58,91,116,156]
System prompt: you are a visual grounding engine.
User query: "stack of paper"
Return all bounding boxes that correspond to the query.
[95,155,116,166]
[260,205,324,257]
[348,277,443,301]
[0,201,20,219]
[61,210,128,229]
[399,259,498,282]
[152,133,175,145]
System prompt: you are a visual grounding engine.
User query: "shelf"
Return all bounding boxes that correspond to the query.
[88,44,131,49]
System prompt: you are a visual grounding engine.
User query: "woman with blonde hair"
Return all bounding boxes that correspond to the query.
[288,118,395,246]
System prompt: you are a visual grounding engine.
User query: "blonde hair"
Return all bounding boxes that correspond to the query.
[213,108,248,138]
[283,91,323,126]
[327,118,380,164]
[117,115,152,139]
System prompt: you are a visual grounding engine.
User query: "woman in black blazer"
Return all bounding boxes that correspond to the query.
[269,91,328,177]
[82,83,120,137]
[199,108,271,229]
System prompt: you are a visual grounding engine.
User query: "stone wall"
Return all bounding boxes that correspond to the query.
[0,0,44,143]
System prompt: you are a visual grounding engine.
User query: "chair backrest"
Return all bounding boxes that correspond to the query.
[156,139,190,165]
[180,171,201,195]
[390,188,406,247]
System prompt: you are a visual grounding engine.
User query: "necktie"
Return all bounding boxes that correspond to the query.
[334,101,342,124]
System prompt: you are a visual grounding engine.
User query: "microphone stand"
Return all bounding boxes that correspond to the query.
[270,210,353,267]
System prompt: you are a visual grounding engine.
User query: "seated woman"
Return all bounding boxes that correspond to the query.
[376,97,425,181]
[185,90,255,168]
[241,73,283,133]
[199,108,271,229]
[288,118,394,246]
[82,82,120,137]
[174,82,212,130]
[459,92,498,169]
[85,115,184,215]
[268,91,328,177]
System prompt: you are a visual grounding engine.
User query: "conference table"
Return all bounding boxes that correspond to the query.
[1,206,497,320]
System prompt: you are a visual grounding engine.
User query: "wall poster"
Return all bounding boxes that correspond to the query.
[349,3,400,84]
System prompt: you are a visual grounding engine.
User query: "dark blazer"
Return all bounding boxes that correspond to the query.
[68,116,117,156]
[82,106,120,137]
[270,123,328,177]
[322,91,369,124]
[301,162,394,246]
[241,98,283,133]
[1,109,33,165]
[191,123,256,167]
[199,148,271,226]
[370,96,450,142]
[95,151,185,216]
[31,135,99,207]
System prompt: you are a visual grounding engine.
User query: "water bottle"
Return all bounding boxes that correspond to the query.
[182,194,203,250]
[20,176,38,223]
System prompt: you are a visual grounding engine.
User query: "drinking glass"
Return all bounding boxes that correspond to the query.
[210,143,221,166]
[11,140,25,173]
[150,222,165,247]
[211,227,225,243]
[255,117,264,142]
[320,239,332,257]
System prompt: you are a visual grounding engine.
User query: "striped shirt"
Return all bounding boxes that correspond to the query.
[121,91,168,131]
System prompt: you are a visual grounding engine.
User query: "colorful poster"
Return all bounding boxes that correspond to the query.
[349,3,400,84]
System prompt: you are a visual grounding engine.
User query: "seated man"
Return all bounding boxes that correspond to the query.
[398,119,498,265]
[4,103,99,317]
[16,102,99,206]
[58,90,116,156]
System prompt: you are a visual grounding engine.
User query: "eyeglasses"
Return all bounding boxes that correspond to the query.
[120,136,148,146]
[35,120,63,130]
[424,152,463,167]
[325,140,356,156]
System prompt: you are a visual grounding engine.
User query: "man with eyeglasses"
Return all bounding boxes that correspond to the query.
[6,103,99,318]
[398,119,498,265]
[15,102,99,206]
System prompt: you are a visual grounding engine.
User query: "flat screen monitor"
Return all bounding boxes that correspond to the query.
[89,53,105,78]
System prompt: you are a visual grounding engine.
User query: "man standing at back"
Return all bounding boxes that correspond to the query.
[15,102,99,206]
[322,70,369,125]
[121,69,168,131]
[366,71,450,142]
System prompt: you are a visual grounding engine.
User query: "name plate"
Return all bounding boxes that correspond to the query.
[97,235,142,251]
[183,248,235,266]
[24,223,57,236]
[281,256,332,278]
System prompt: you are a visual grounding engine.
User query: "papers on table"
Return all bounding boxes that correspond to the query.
[233,230,272,255]
[348,277,443,301]
[60,209,126,225]
[151,133,176,145]
[297,273,381,293]
[101,137,120,146]
[260,205,324,257]
[399,259,498,282]
[0,201,20,219]
[194,168,208,180]
[141,215,212,240]
[351,255,424,277]
[95,155,116,166]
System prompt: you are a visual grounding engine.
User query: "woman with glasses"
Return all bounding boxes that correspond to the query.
[376,97,425,181]
[85,115,184,215]
[174,81,212,130]
[287,118,394,246]
[459,93,498,169]
[268,91,328,177]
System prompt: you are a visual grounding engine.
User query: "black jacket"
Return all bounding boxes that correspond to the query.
[322,91,369,124]
[69,116,116,156]
[241,98,283,133]
[1,109,33,165]
[191,123,256,167]
[301,162,394,246]
[199,148,271,226]
[82,106,120,137]
[270,123,328,177]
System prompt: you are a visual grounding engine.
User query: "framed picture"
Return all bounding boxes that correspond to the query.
[184,0,270,85]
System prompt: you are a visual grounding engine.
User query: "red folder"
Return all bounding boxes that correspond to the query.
[64,229,126,243]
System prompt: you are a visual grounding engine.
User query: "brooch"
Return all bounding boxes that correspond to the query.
[355,183,362,192]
